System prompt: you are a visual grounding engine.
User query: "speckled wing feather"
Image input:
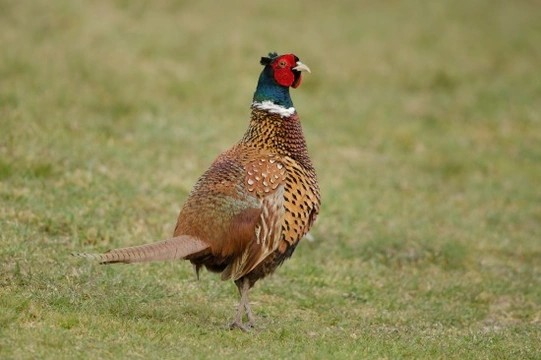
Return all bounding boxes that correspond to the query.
[221,185,285,280]
[220,154,288,280]
[241,109,320,256]
[278,158,320,252]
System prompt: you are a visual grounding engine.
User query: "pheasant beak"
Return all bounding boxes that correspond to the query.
[293,62,311,73]
[291,61,310,89]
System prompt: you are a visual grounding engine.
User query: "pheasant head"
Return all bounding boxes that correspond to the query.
[253,52,311,109]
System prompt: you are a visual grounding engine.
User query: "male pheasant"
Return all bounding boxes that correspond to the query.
[75,52,321,331]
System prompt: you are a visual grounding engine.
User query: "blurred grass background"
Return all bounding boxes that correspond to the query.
[1,0,540,358]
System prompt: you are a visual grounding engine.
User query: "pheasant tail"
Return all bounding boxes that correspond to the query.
[73,235,209,264]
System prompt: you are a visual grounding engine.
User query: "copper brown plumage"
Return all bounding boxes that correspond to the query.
[74,52,320,331]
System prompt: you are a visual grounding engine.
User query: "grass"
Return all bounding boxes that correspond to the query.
[1,0,540,358]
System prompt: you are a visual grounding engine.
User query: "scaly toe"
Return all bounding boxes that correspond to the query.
[229,321,251,332]
[245,316,255,328]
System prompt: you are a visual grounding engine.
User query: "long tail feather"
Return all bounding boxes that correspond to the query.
[73,235,209,264]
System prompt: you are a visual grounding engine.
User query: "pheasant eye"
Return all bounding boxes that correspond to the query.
[278,60,287,68]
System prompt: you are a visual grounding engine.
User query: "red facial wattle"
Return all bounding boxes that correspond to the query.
[273,66,295,87]
[272,54,299,88]
[292,73,302,89]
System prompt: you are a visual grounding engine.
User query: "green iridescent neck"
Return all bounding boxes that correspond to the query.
[252,66,294,108]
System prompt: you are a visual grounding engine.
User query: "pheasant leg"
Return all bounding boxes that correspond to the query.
[230,277,253,331]
[244,298,255,327]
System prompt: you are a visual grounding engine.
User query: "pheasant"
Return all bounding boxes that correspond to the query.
[75,52,321,331]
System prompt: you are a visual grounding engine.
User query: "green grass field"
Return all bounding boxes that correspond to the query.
[1,0,540,358]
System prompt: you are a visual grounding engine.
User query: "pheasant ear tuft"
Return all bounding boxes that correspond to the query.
[260,52,279,66]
